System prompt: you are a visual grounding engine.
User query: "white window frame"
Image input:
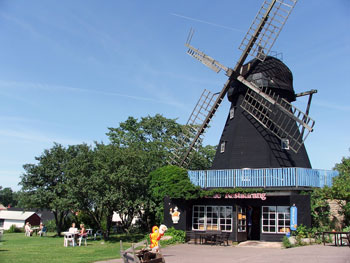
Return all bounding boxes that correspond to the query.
[220,142,225,153]
[192,205,233,232]
[281,138,289,150]
[237,206,247,232]
[261,206,290,234]
[229,107,235,119]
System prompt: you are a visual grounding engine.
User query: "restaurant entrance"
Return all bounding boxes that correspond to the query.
[250,206,261,240]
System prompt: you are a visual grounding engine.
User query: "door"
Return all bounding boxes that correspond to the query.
[236,205,247,242]
[251,206,261,240]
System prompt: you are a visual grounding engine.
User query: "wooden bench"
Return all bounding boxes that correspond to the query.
[215,232,230,246]
[185,231,196,243]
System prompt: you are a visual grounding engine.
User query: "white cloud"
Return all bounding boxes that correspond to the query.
[313,100,350,112]
[171,13,244,32]
[0,128,83,145]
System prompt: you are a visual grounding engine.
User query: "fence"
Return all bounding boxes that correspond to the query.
[188,167,339,188]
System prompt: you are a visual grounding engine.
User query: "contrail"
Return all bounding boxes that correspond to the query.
[171,13,243,32]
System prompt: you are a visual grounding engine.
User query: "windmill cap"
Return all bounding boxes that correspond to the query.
[242,56,296,102]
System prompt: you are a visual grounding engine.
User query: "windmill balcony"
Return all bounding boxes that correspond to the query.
[188,167,339,189]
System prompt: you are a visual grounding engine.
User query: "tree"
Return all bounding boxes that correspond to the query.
[66,143,152,237]
[19,143,74,236]
[332,154,350,226]
[0,187,18,207]
[188,145,217,170]
[149,165,201,224]
[107,115,216,228]
[106,114,183,170]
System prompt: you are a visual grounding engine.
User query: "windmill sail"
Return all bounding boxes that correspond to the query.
[239,76,315,153]
[238,0,298,63]
[172,0,301,167]
[185,28,230,74]
[170,89,219,166]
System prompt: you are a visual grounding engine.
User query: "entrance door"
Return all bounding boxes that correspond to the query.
[236,206,247,242]
[251,206,261,240]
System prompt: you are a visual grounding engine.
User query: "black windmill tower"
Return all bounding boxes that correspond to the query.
[170,0,317,170]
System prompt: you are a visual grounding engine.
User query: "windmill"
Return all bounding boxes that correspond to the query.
[170,0,317,169]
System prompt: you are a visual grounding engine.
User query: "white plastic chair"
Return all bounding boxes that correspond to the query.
[64,233,76,247]
[86,229,93,239]
[78,235,87,246]
[94,230,103,240]
[39,227,47,237]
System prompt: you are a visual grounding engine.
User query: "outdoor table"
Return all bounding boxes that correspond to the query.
[322,231,350,247]
[194,231,221,245]
[32,227,39,236]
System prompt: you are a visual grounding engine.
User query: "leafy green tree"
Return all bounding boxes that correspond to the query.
[188,145,217,170]
[0,187,18,207]
[107,115,216,228]
[106,114,183,170]
[309,187,331,229]
[149,165,201,224]
[333,155,350,226]
[64,144,102,229]
[19,143,73,236]
[66,143,152,237]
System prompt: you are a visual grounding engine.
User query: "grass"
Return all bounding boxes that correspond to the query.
[0,232,145,263]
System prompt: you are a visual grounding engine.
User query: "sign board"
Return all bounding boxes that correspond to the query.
[290,206,297,231]
[205,193,266,200]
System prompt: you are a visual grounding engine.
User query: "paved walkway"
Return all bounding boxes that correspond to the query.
[96,243,350,263]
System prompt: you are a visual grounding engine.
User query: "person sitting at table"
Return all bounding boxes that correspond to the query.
[79,224,87,237]
[68,222,78,233]
[25,222,33,236]
[38,223,47,236]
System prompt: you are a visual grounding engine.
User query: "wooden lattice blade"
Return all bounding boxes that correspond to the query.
[238,76,315,153]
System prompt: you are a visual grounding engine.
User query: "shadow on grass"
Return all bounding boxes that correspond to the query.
[42,232,147,243]
[106,233,146,243]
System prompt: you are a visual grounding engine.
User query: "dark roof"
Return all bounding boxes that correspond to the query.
[7,208,54,223]
[244,56,296,101]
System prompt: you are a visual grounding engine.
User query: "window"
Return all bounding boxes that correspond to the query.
[220,142,225,153]
[0,219,4,228]
[237,207,246,232]
[281,138,289,150]
[192,205,232,232]
[229,108,235,119]
[262,206,290,234]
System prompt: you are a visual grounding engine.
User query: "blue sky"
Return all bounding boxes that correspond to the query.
[0,0,349,191]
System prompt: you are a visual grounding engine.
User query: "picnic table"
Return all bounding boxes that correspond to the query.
[32,227,39,236]
[322,231,350,247]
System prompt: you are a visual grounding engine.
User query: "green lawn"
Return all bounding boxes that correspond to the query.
[0,232,144,263]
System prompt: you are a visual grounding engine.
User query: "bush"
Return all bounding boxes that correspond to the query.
[282,236,292,248]
[7,224,22,233]
[342,226,350,232]
[45,219,57,232]
[144,227,185,247]
[161,227,185,246]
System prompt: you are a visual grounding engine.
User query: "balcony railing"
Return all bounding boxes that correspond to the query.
[188,167,339,188]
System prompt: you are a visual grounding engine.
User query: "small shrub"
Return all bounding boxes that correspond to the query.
[342,226,350,232]
[161,227,185,245]
[45,219,57,232]
[7,224,22,233]
[144,227,185,247]
[282,236,292,248]
[294,224,308,238]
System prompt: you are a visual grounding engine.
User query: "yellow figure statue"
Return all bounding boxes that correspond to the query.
[149,224,167,252]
